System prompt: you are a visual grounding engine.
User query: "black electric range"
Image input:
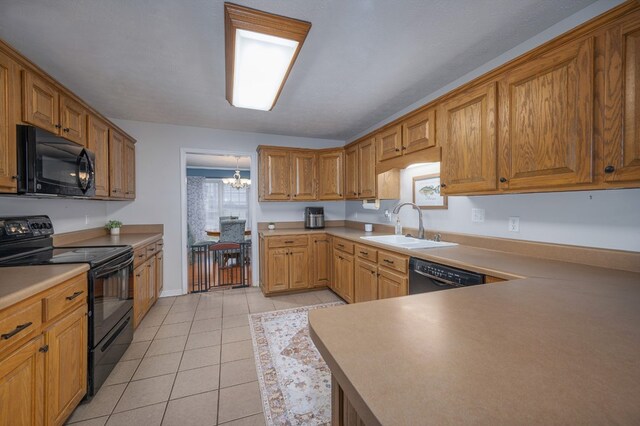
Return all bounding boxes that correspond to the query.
[0,216,135,400]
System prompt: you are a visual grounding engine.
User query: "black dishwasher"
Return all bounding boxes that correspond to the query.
[409,257,485,294]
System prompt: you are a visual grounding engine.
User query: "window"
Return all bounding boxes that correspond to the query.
[203,178,250,231]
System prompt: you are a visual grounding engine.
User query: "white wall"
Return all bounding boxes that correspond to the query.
[0,197,111,233]
[347,163,640,252]
[106,119,344,295]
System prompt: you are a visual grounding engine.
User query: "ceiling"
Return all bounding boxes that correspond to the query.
[186,154,250,169]
[0,0,597,141]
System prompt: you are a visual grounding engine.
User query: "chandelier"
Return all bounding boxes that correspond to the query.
[222,157,251,190]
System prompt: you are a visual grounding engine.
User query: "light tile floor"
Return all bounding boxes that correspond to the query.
[67,287,342,426]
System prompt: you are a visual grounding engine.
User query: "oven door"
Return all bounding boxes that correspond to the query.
[90,252,134,346]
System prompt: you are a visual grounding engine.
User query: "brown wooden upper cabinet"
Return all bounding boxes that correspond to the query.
[259,148,291,201]
[124,137,136,199]
[603,11,640,183]
[290,151,317,200]
[317,149,344,200]
[109,129,125,198]
[22,70,87,145]
[376,125,402,162]
[87,114,110,197]
[440,83,497,194]
[498,37,594,190]
[358,137,376,198]
[402,108,436,154]
[344,145,358,199]
[0,50,17,193]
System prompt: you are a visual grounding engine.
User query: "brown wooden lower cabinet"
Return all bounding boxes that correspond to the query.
[0,272,88,426]
[332,250,354,303]
[332,375,366,426]
[378,268,408,299]
[311,235,331,287]
[0,335,45,426]
[354,258,378,303]
[133,239,164,328]
[45,304,87,426]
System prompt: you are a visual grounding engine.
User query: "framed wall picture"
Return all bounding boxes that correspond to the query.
[413,173,447,209]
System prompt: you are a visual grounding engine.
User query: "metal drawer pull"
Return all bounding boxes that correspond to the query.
[138,254,145,258]
[39,345,49,353]
[359,251,368,255]
[337,243,345,247]
[66,290,84,301]
[383,259,395,264]
[1,322,33,340]
[284,240,294,244]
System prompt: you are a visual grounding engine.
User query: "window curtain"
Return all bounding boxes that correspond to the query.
[187,176,207,244]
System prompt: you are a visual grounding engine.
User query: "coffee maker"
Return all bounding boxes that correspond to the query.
[304,207,325,229]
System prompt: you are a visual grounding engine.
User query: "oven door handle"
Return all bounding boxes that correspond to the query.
[94,256,134,278]
[413,269,459,287]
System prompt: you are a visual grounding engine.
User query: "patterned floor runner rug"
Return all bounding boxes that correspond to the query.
[249,302,344,425]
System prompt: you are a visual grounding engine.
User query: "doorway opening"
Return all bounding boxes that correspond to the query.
[180,150,257,294]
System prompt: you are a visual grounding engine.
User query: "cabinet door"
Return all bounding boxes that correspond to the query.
[604,13,640,183]
[331,251,343,297]
[22,70,59,134]
[133,263,147,328]
[289,247,309,289]
[0,51,17,193]
[344,145,359,199]
[312,236,330,287]
[499,37,594,190]
[318,150,344,200]
[354,259,377,303]
[378,268,408,299]
[147,256,157,308]
[341,253,354,304]
[376,125,402,162]
[402,108,436,154]
[124,138,136,199]
[155,251,164,298]
[45,305,87,426]
[0,336,44,426]
[59,95,87,145]
[358,138,376,199]
[440,82,497,194]
[266,248,289,292]
[259,149,290,200]
[290,151,317,200]
[87,115,110,197]
[108,129,124,197]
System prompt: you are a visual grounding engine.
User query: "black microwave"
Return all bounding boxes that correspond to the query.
[16,125,96,197]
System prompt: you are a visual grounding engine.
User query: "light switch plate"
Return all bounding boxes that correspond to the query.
[471,208,485,223]
[508,216,520,232]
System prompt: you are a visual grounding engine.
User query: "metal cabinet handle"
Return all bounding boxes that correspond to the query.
[359,251,368,255]
[284,240,294,244]
[604,165,615,174]
[337,243,345,248]
[65,290,84,301]
[383,259,395,264]
[440,183,447,188]
[499,177,508,183]
[63,128,70,132]
[1,322,33,340]
[54,124,62,129]
[138,254,144,258]
[39,345,49,353]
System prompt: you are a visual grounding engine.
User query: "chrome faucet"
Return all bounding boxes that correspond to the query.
[391,202,425,239]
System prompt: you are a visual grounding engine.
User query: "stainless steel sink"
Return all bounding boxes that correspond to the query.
[360,235,458,250]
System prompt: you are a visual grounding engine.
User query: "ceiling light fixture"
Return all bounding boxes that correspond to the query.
[224,3,311,111]
[222,157,251,190]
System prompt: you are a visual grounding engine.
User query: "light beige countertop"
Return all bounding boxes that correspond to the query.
[261,227,640,422]
[0,264,89,311]
[309,276,640,424]
[59,233,163,250]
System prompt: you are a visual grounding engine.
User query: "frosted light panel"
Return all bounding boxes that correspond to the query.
[233,29,298,111]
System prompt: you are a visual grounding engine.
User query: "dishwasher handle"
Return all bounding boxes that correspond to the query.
[413,268,460,287]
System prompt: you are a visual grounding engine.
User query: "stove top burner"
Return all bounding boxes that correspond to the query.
[0,245,132,268]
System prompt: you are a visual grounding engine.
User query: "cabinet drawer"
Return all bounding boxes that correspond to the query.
[155,240,164,252]
[333,238,354,254]
[267,235,308,248]
[146,243,158,258]
[378,250,408,274]
[355,244,377,262]
[134,247,147,267]
[43,274,87,322]
[0,299,42,355]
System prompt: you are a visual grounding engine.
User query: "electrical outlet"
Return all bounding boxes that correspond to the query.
[471,208,485,223]
[508,216,520,232]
